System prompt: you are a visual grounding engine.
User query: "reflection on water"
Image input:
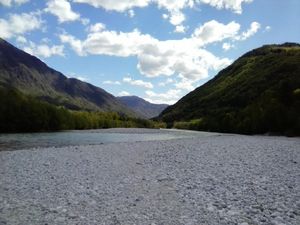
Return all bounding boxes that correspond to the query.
[0,129,209,151]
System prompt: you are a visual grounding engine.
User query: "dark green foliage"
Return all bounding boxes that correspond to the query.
[0,88,162,133]
[159,43,300,136]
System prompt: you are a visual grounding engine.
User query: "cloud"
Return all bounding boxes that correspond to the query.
[237,21,261,40]
[75,76,88,81]
[0,0,29,7]
[0,12,43,39]
[145,89,182,104]
[162,13,169,19]
[200,0,253,14]
[265,26,271,32]
[73,0,252,29]
[60,20,240,83]
[174,25,186,33]
[118,91,131,96]
[192,20,240,45]
[45,0,80,23]
[88,22,106,33]
[128,9,135,18]
[123,77,153,89]
[60,33,84,55]
[175,77,195,91]
[60,29,153,57]
[73,0,251,13]
[169,10,185,26]
[103,80,121,85]
[16,36,27,44]
[81,18,90,25]
[23,41,65,58]
[222,42,233,51]
[73,0,150,11]
[158,78,173,87]
[66,73,89,81]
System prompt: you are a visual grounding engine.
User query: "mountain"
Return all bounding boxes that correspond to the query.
[117,95,168,118]
[0,38,135,115]
[159,43,300,135]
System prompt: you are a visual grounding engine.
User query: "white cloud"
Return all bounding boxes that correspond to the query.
[41,37,51,43]
[158,78,173,87]
[81,18,90,25]
[0,0,29,7]
[16,36,27,44]
[192,20,240,45]
[60,33,84,55]
[200,0,253,14]
[265,25,271,32]
[88,23,106,33]
[66,73,89,81]
[162,13,169,19]
[175,77,195,91]
[73,0,252,29]
[237,21,261,40]
[45,0,80,23]
[60,29,154,57]
[75,76,88,81]
[73,0,251,13]
[23,41,65,58]
[145,89,182,105]
[169,11,185,26]
[118,91,131,96]
[103,80,121,85]
[150,1,190,28]
[123,77,153,89]
[73,0,151,11]
[0,12,42,39]
[128,9,135,18]
[222,42,233,51]
[174,25,186,33]
[60,20,239,82]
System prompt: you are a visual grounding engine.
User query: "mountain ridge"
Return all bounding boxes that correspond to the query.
[0,38,136,116]
[159,43,300,135]
[117,95,168,119]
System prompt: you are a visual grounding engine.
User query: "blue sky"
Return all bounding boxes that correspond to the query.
[0,0,299,104]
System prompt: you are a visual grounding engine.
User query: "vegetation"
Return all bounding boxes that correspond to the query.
[160,43,300,136]
[0,88,165,133]
[0,38,136,115]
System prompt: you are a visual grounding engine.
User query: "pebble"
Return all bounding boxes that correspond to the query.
[0,129,299,225]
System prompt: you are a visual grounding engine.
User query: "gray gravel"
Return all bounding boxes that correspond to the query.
[0,130,299,225]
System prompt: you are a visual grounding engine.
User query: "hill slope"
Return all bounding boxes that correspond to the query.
[0,38,134,115]
[117,96,168,118]
[159,43,300,135]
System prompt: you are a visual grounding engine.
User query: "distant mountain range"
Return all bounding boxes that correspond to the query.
[0,38,165,118]
[159,43,300,135]
[117,96,168,119]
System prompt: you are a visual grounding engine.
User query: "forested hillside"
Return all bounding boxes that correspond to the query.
[0,38,135,115]
[0,88,157,133]
[159,43,300,135]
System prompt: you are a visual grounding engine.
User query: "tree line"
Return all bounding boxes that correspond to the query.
[173,86,300,136]
[0,88,166,133]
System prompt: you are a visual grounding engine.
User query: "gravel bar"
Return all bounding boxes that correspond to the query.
[0,130,299,225]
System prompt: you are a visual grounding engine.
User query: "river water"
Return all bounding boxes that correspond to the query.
[0,128,212,151]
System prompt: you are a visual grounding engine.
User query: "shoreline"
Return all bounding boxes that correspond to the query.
[0,131,299,224]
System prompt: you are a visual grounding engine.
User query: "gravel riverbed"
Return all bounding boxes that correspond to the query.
[0,129,299,225]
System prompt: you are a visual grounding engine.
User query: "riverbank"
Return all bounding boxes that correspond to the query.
[0,129,299,224]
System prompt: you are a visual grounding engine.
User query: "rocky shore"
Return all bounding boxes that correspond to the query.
[0,129,299,224]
